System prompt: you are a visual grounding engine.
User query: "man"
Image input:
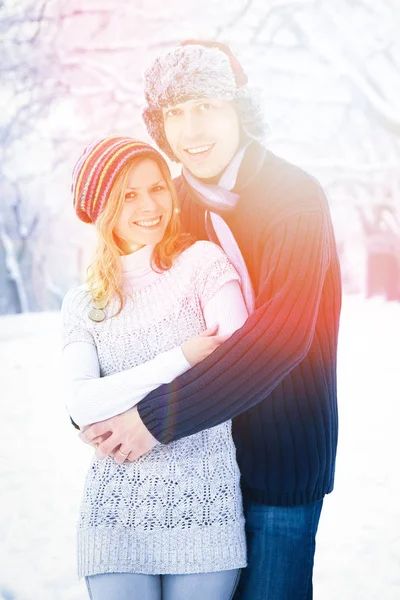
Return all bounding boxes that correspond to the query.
[80,40,342,599]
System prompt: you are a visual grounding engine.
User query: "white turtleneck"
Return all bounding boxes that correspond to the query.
[62,243,248,427]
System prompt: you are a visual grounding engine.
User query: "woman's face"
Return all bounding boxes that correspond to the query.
[113,158,173,254]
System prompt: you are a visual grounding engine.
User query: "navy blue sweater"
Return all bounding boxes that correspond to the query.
[138,143,342,507]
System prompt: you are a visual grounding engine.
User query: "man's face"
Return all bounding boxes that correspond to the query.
[162,98,241,180]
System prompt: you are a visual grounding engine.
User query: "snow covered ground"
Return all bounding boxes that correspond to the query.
[1,295,399,600]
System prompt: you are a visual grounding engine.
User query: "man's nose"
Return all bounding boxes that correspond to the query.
[182,111,201,140]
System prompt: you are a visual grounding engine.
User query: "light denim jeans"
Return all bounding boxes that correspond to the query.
[234,499,323,600]
[85,569,241,600]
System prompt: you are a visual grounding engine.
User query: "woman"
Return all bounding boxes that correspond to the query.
[62,137,249,600]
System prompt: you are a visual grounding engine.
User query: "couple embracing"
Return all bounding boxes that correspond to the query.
[62,40,341,600]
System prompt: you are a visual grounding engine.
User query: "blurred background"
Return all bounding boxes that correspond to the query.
[1,0,399,311]
[1,1,400,599]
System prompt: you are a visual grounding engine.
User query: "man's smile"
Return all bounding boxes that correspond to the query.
[185,143,215,155]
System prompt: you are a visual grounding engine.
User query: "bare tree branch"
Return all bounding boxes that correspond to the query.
[0,213,29,313]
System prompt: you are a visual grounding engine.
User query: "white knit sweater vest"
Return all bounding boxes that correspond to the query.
[62,241,246,576]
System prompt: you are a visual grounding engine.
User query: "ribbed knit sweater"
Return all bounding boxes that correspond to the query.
[61,241,247,576]
[138,142,342,507]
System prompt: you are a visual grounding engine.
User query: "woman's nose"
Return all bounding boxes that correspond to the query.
[138,192,158,212]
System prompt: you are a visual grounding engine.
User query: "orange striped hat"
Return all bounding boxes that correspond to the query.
[72,136,168,223]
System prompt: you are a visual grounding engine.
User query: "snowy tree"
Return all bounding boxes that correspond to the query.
[1,0,399,313]
[1,0,63,312]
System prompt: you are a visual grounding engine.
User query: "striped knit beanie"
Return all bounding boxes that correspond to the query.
[142,40,268,162]
[72,136,168,223]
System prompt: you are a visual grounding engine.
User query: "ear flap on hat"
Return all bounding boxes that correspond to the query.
[142,106,179,162]
[233,88,270,141]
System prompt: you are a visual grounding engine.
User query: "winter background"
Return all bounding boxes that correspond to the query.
[1,0,400,598]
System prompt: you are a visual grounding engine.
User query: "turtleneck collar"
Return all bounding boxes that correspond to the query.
[120,244,161,290]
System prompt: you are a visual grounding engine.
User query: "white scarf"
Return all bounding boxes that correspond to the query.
[183,146,255,314]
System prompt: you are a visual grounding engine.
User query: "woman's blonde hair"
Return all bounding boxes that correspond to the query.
[87,153,192,314]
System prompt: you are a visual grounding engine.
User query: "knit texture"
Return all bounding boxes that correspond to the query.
[142,42,268,161]
[137,142,342,507]
[62,241,246,576]
[72,137,168,223]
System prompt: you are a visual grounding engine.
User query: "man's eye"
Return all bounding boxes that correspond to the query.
[165,108,179,118]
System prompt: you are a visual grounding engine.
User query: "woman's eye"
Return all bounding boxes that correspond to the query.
[199,103,212,111]
[165,108,179,118]
[152,185,165,192]
[125,192,137,201]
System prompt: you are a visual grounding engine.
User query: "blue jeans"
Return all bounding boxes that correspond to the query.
[85,569,241,600]
[234,499,323,600]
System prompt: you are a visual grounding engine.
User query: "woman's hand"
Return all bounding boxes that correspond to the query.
[181,324,231,367]
[79,407,158,463]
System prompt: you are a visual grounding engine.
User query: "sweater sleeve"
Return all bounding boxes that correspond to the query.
[203,279,248,336]
[61,286,192,426]
[137,203,331,444]
[62,343,190,427]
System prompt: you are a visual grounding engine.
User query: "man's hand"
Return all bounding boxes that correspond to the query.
[181,324,231,367]
[79,406,159,464]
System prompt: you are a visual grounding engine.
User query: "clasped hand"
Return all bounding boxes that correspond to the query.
[78,324,230,464]
[79,406,159,464]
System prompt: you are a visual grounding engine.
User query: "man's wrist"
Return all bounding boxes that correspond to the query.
[137,399,168,444]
